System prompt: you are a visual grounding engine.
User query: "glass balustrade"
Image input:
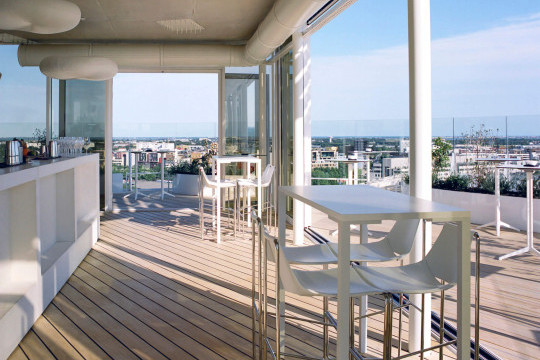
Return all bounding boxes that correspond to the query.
[310,115,539,198]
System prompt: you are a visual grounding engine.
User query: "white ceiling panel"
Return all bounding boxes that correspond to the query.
[5,0,276,43]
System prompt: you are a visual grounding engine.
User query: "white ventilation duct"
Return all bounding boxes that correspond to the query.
[39,56,118,81]
[18,0,325,70]
[0,0,81,34]
[19,44,251,71]
[244,0,326,63]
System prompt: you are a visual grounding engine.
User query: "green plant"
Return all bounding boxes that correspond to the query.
[168,153,213,175]
[432,137,452,177]
[462,124,496,188]
[33,128,47,146]
[402,173,409,184]
[433,174,470,192]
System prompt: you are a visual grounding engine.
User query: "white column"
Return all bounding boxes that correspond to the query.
[104,79,113,212]
[303,35,313,227]
[218,69,226,155]
[408,0,432,354]
[45,77,52,144]
[259,65,267,166]
[293,32,306,245]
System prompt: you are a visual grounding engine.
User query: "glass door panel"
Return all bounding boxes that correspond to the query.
[60,80,106,209]
[279,50,294,213]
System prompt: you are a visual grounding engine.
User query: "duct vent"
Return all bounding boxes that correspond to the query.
[157,19,205,34]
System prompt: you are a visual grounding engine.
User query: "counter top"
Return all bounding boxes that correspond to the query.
[0,154,99,191]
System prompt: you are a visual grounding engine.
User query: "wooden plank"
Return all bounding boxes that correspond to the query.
[59,284,169,360]
[52,293,139,360]
[69,267,223,360]
[42,304,112,360]
[31,315,84,360]
[7,347,28,360]
[18,330,54,360]
[90,238,327,358]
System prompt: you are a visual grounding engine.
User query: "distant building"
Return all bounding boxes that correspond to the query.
[400,139,409,154]
[311,147,339,168]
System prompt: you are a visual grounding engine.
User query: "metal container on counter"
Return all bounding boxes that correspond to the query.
[4,140,22,165]
[48,140,59,158]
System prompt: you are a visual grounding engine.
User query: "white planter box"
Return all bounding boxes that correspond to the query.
[401,184,539,232]
[112,173,124,193]
[432,189,539,232]
[172,173,199,195]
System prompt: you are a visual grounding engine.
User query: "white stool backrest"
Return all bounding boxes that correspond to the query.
[385,219,420,256]
[425,223,460,284]
[260,221,309,295]
[261,164,275,187]
[198,166,205,192]
[199,166,215,188]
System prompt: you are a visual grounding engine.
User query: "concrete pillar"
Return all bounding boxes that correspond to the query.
[408,0,433,354]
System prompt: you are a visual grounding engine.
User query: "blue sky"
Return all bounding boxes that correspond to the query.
[310,0,540,136]
[1,1,540,138]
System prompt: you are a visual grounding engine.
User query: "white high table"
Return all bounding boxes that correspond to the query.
[475,157,519,236]
[278,185,471,360]
[212,155,261,243]
[496,164,540,260]
[157,150,175,200]
[337,158,370,185]
[126,150,150,200]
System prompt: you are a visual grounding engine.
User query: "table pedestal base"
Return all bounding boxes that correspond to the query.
[124,188,151,200]
[160,190,175,200]
[497,245,540,260]
[475,220,519,236]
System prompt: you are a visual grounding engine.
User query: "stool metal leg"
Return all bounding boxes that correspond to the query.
[323,265,329,360]
[259,218,264,360]
[275,240,281,360]
[252,219,257,359]
[350,297,355,358]
[420,293,425,360]
[398,293,403,358]
[263,224,269,360]
[383,294,394,360]
[439,288,445,360]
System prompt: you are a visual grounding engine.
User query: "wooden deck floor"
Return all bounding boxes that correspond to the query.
[8,193,538,359]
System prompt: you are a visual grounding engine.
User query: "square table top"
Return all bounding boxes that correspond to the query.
[279,185,469,223]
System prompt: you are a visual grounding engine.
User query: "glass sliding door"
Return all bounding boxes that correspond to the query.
[278,50,294,213]
[59,80,107,208]
[224,67,260,156]
[0,45,46,162]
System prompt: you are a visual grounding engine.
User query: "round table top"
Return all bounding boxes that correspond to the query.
[497,164,540,171]
[336,158,369,163]
[476,157,519,162]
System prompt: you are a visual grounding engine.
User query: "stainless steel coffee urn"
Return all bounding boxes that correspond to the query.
[48,140,59,158]
[5,140,22,165]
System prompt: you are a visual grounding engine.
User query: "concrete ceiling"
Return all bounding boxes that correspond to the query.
[4,0,276,44]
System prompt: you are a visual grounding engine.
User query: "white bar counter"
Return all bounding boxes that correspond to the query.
[0,154,100,359]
